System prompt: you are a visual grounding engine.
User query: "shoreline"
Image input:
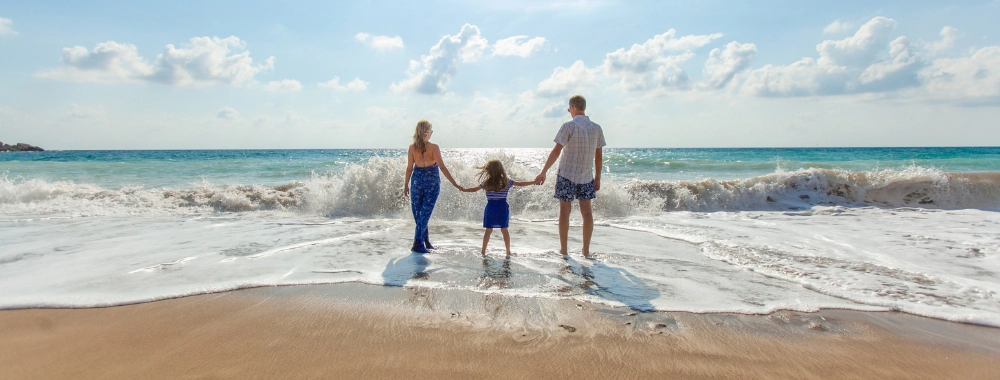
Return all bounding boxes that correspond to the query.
[2,283,998,379]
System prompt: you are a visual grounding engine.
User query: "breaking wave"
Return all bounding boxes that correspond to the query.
[2,158,998,218]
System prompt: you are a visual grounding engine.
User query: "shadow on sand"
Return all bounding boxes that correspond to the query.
[381,252,431,287]
[558,256,660,312]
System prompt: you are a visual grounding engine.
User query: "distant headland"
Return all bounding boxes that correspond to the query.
[0,142,45,152]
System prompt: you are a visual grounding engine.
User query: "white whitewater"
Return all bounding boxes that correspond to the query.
[1,155,998,327]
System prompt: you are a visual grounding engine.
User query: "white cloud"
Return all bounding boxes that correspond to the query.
[702,41,757,89]
[918,46,1000,104]
[391,24,489,94]
[35,41,154,84]
[68,104,106,118]
[318,77,368,91]
[149,36,274,87]
[857,36,922,92]
[365,106,408,129]
[738,16,1000,104]
[542,102,567,118]
[816,17,897,68]
[823,20,855,35]
[924,26,959,56]
[264,79,303,92]
[602,29,722,91]
[742,17,909,97]
[535,60,597,97]
[741,58,851,97]
[0,16,17,37]
[35,36,275,87]
[217,107,239,119]
[492,36,546,57]
[355,33,404,52]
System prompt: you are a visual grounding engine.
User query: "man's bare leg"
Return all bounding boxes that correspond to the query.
[558,200,572,255]
[579,199,594,257]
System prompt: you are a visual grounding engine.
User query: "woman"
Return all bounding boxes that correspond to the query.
[404,120,461,253]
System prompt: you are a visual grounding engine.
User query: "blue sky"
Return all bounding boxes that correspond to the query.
[1,0,999,149]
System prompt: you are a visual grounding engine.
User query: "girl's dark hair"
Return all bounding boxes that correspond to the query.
[476,159,509,192]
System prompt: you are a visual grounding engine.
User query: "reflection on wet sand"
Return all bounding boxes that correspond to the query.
[478,255,512,290]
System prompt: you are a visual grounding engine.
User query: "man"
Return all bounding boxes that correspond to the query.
[535,95,606,257]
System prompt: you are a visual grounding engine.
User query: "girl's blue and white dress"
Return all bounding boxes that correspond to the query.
[483,179,515,228]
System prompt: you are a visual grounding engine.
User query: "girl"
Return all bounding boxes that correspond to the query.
[460,159,536,255]
[404,120,461,253]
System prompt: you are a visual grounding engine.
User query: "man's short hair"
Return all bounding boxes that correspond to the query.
[569,95,586,111]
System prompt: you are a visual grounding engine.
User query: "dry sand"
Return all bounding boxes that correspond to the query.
[2,283,999,379]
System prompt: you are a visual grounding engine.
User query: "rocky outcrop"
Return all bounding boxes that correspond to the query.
[0,142,45,151]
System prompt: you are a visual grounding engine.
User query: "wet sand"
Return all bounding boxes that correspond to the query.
[2,283,999,379]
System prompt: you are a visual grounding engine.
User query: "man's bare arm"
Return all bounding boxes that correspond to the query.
[594,147,602,192]
[535,144,563,184]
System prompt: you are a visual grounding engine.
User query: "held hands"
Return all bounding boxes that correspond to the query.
[534,173,546,185]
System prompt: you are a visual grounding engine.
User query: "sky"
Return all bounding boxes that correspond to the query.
[1,0,999,149]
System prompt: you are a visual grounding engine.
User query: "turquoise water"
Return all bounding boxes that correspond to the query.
[3,147,998,188]
[2,147,1000,326]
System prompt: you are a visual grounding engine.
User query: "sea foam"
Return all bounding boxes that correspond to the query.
[3,159,998,219]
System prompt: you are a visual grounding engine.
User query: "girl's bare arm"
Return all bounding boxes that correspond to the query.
[513,181,536,187]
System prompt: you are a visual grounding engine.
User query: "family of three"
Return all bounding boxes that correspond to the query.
[403,95,606,257]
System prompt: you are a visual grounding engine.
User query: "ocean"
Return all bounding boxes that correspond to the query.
[2,147,999,326]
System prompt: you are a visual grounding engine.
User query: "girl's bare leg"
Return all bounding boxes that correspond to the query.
[500,228,511,255]
[481,228,493,255]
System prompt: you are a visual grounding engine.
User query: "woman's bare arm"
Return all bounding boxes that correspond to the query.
[403,146,414,197]
[432,144,461,188]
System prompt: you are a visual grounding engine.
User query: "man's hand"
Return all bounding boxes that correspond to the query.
[594,178,600,192]
[534,173,546,185]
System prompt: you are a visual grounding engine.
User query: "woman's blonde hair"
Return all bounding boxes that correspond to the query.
[477,159,510,192]
[412,120,432,153]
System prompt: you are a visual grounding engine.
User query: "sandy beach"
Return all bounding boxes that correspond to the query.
[2,283,998,379]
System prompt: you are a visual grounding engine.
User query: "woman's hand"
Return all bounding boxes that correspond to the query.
[403,186,410,198]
